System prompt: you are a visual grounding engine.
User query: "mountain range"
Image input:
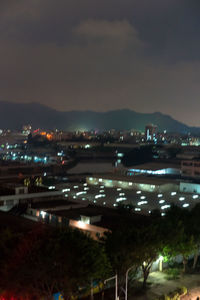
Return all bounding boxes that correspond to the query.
[0,101,199,134]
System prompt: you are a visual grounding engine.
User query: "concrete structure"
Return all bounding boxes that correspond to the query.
[0,190,63,211]
[26,203,111,240]
[181,160,200,178]
[180,182,200,194]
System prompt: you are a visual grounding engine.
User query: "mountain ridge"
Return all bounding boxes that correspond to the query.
[0,101,199,134]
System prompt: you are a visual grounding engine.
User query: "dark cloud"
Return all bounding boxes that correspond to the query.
[0,0,200,125]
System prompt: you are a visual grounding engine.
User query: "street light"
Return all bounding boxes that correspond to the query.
[125,266,135,300]
[104,274,118,300]
[159,255,164,272]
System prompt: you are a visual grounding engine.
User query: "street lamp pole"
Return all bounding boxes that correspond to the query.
[104,274,118,300]
[125,266,135,300]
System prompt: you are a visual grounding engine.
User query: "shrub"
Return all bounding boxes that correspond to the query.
[158,286,187,300]
[178,286,187,295]
[165,268,180,280]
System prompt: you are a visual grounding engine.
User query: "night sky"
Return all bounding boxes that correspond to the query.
[1,0,200,125]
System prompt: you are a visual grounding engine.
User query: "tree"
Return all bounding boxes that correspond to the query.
[0,228,21,295]
[134,224,163,288]
[104,218,162,291]
[104,227,138,281]
[187,203,200,269]
[161,205,196,273]
[2,226,111,300]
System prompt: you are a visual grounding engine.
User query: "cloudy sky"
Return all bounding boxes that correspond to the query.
[1,0,200,125]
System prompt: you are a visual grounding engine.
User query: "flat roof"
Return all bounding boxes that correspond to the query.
[31,199,79,209]
[48,205,104,218]
[0,186,15,196]
[49,204,149,230]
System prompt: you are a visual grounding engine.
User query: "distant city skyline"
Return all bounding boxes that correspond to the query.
[1,0,200,126]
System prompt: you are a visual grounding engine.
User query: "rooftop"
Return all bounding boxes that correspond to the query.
[31,199,79,209]
[49,204,150,230]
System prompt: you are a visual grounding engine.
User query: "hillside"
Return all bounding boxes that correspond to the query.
[0,101,198,134]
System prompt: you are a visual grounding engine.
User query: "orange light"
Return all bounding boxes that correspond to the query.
[46,133,53,140]
[40,131,46,136]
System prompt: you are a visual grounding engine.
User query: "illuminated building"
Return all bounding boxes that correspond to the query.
[145,124,158,142]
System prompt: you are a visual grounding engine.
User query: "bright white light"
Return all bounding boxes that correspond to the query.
[99,178,103,182]
[157,194,163,198]
[183,203,189,208]
[48,186,55,190]
[159,200,165,204]
[100,185,104,188]
[64,194,68,197]
[73,196,76,199]
[89,177,93,181]
[161,213,165,217]
[77,221,86,228]
[179,197,185,201]
[76,191,86,196]
[116,197,127,202]
[137,201,148,206]
[73,185,79,189]
[129,182,133,186]
[119,193,125,196]
[117,153,124,157]
[149,210,151,214]
[103,202,106,205]
[136,191,141,194]
[113,203,117,207]
[140,196,146,199]
[193,195,198,199]
[99,190,104,193]
[62,188,70,192]
[83,183,87,186]
[85,144,91,149]
[135,208,141,211]
[82,198,86,200]
[171,192,176,196]
[95,194,105,199]
[41,211,46,218]
[84,187,89,191]
[161,204,171,210]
